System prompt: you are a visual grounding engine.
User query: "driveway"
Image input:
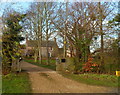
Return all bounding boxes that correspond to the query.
[21,61,118,93]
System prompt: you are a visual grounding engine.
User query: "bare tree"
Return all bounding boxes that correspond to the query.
[26,2,57,64]
[25,2,43,63]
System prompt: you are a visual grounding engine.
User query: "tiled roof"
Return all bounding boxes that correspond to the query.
[27,40,57,47]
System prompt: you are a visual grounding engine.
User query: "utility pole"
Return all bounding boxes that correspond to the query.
[63,2,68,58]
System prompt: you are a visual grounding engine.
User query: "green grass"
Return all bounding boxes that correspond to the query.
[41,59,56,65]
[61,72,119,87]
[2,72,32,93]
[24,59,56,71]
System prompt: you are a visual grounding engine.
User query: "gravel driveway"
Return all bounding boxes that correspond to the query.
[21,61,118,93]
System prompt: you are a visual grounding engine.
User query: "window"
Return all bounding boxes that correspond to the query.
[51,47,53,50]
[48,52,51,58]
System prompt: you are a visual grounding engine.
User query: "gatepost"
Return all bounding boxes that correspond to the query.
[12,56,22,72]
[56,57,66,72]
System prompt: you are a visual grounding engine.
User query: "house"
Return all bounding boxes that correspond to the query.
[25,38,59,58]
[66,44,76,57]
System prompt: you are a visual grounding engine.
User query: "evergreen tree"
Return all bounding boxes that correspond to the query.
[2,11,26,74]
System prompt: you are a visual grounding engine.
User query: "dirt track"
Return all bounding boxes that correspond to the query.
[21,61,118,93]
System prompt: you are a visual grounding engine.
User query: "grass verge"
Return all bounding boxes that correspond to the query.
[61,72,119,87]
[24,59,56,71]
[2,72,32,93]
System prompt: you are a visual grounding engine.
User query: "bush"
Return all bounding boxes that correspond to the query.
[82,57,99,73]
[93,54,119,74]
[104,63,119,74]
[65,57,83,73]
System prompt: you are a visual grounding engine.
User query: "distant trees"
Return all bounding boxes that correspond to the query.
[108,12,120,71]
[63,2,98,72]
[25,3,43,64]
[1,2,116,74]
[43,2,57,65]
[51,2,115,73]
[26,2,57,64]
[24,2,116,73]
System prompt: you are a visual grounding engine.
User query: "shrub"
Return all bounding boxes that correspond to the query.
[82,56,99,73]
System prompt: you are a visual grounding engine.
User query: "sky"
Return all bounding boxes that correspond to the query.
[0,1,119,16]
[0,0,120,2]
[0,2,31,16]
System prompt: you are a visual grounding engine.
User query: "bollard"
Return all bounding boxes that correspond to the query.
[116,71,120,77]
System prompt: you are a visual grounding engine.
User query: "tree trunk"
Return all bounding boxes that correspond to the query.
[37,3,42,64]
[45,3,50,65]
[99,2,104,73]
[34,49,37,62]
[70,46,73,57]
[84,46,90,62]
[74,48,82,73]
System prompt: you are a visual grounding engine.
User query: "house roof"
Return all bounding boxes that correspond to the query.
[27,40,57,47]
